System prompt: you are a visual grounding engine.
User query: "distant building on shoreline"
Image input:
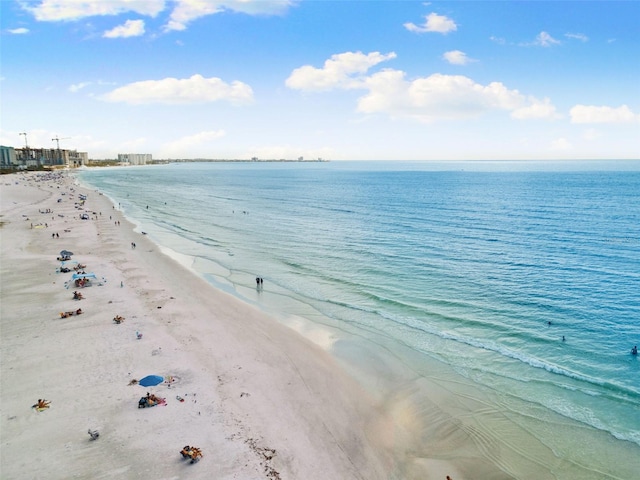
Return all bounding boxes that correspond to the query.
[117,153,152,166]
[1,145,88,170]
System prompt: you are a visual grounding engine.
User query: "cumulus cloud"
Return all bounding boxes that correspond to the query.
[285,51,397,91]
[287,52,558,123]
[565,32,588,42]
[100,74,254,105]
[511,97,560,120]
[404,12,457,34]
[24,0,165,21]
[442,50,474,65]
[103,19,145,38]
[164,0,296,31]
[570,104,639,123]
[8,27,29,34]
[357,72,541,121]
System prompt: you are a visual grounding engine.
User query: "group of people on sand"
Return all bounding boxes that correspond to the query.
[139,392,165,408]
[60,309,83,318]
[60,265,86,274]
[180,445,203,463]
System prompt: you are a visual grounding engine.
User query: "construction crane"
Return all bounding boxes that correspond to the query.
[19,132,31,162]
[52,135,70,150]
[52,136,70,165]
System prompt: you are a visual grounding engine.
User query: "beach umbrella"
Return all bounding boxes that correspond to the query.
[60,250,74,256]
[139,375,164,387]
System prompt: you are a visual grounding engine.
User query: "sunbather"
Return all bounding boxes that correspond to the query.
[32,399,51,409]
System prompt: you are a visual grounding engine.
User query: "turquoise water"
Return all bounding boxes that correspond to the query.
[78,161,640,477]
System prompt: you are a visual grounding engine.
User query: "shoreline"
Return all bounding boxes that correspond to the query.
[0,171,406,479]
[3,170,638,479]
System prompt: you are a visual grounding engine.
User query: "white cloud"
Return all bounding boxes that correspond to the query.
[286,51,397,91]
[69,81,92,92]
[100,74,254,105]
[442,50,474,65]
[103,19,145,38]
[511,97,560,120]
[164,0,296,32]
[570,104,639,123]
[288,52,557,123]
[404,12,457,34]
[24,0,166,21]
[357,71,554,122]
[8,27,29,34]
[565,32,588,42]
[532,31,561,47]
[163,130,227,155]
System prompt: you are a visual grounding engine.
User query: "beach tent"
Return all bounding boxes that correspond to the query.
[139,375,164,387]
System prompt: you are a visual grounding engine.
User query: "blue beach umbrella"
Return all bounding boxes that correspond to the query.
[139,375,164,387]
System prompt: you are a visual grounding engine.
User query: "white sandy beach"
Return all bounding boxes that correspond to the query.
[0,171,407,479]
[14,170,637,480]
[0,170,491,480]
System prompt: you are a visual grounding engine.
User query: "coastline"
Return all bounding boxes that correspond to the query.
[0,171,403,479]
[3,170,638,480]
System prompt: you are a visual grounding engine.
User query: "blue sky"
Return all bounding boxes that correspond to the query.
[1,0,638,161]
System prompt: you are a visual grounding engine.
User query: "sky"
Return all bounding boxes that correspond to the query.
[1,0,639,161]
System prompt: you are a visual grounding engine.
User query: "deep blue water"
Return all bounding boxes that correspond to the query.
[78,161,640,469]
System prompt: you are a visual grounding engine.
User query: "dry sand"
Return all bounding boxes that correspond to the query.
[1,171,422,479]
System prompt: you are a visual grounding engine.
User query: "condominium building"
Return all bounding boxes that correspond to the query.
[117,153,152,165]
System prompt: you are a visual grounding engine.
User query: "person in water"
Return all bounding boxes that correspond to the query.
[632,346,638,355]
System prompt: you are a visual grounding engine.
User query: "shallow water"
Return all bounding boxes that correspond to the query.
[79,161,640,478]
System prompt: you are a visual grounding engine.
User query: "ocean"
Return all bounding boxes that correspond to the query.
[78,160,640,478]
